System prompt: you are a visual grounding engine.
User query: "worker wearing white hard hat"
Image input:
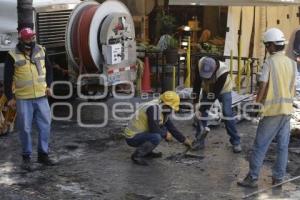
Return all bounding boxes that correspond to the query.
[238,28,297,188]
[263,27,286,45]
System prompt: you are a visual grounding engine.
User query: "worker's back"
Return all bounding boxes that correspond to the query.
[262,52,297,116]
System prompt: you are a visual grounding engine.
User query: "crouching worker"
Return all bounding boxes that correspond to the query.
[124,91,193,166]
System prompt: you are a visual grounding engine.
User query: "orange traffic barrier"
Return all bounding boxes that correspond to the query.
[141,57,152,93]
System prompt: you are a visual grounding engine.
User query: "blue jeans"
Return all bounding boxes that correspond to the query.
[16,97,51,156]
[126,132,162,147]
[249,115,291,180]
[197,92,240,145]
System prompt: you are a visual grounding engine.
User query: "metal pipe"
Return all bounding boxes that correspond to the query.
[17,0,33,30]
[230,50,233,80]
[243,175,300,199]
[246,59,251,93]
[250,60,254,93]
[173,66,176,91]
[162,53,165,92]
[177,54,180,86]
[184,36,191,88]
[237,40,242,93]
[156,53,159,92]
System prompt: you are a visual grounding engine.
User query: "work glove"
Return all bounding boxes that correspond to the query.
[7,99,16,109]
[194,110,201,120]
[183,138,193,148]
[165,132,173,142]
[45,87,52,97]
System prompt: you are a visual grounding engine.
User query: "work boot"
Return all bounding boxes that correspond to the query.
[192,127,210,150]
[272,178,283,187]
[233,144,242,153]
[237,174,258,188]
[38,153,56,166]
[131,153,148,166]
[131,142,157,166]
[145,151,162,158]
[21,155,33,171]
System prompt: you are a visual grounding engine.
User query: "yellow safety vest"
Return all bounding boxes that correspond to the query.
[262,52,297,116]
[200,59,232,94]
[124,99,165,138]
[8,45,47,99]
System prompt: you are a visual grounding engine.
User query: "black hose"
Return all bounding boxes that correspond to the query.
[17,0,33,31]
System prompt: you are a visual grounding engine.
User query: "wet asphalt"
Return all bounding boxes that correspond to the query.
[0,98,300,200]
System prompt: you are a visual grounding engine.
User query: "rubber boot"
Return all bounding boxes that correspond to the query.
[131,142,157,166]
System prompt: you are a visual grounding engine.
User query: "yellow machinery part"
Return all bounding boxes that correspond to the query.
[0,95,16,135]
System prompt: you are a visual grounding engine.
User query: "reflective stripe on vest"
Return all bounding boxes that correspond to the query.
[264,98,294,105]
[262,53,296,116]
[15,76,46,88]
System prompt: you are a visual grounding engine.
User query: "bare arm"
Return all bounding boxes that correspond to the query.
[256,61,270,103]
[256,82,268,103]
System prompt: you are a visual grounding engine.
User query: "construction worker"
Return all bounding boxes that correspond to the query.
[124,91,193,166]
[237,28,297,188]
[192,57,241,153]
[4,27,55,170]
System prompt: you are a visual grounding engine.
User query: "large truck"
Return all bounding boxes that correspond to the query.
[0,0,80,84]
[0,0,137,99]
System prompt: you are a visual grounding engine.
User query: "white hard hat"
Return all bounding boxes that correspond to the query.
[263,28,286,45]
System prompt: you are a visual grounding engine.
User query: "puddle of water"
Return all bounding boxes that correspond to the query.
[0,162,18,185]
[289,189,300,199]
[56,148,85,161]
[56,182,91,196]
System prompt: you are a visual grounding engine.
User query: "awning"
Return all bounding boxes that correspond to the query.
[169,0,300,6]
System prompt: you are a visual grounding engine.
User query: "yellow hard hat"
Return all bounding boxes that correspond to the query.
[160,91,180,111]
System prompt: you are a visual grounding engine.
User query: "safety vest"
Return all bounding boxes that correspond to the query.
[262,52,297,116]
[124,99,165,138]
[199,58,232,94]
[8,45,47,99]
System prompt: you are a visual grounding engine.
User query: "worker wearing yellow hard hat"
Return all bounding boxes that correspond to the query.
[124,91,192,166]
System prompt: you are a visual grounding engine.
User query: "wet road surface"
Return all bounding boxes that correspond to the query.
[0,98,300,200]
